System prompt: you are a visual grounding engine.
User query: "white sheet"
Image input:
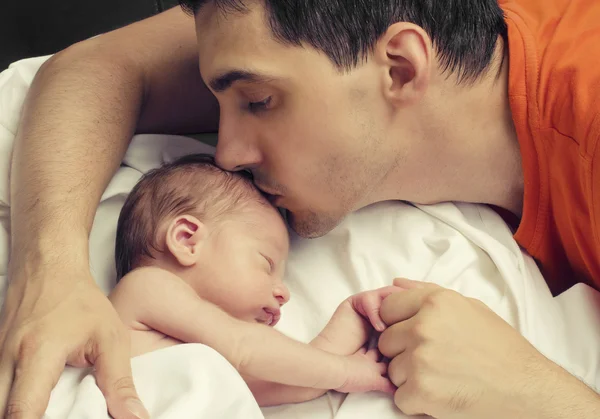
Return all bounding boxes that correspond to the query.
[1,56,599,419]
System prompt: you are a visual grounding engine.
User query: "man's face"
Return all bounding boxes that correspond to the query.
[195,3,404,238]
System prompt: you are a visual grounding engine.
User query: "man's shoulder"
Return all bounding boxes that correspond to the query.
[505,0,600,151]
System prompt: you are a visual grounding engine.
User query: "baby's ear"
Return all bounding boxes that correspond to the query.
[165,215,207,267]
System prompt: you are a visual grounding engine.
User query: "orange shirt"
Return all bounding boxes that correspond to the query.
[500,0,600,295]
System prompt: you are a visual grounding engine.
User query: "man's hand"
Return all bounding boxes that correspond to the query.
[0,266,149,419]
[335,347,396,394]
[379,278,600,419]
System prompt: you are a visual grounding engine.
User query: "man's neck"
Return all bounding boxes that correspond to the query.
[380,42,524,216]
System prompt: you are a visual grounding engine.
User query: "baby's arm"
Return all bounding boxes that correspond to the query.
[244,286,404,406]
[120,268,390,398]
[241,328,366,406]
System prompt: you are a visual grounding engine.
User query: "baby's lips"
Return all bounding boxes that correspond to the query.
[262,307,281,326]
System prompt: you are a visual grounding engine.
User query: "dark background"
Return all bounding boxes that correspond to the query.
[0,0,180,70]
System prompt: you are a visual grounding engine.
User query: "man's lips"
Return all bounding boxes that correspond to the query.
[255,183,281,201]
[266,194,282,206]
[254,183,288,213]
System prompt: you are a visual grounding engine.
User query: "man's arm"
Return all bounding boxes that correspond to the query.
[11,6,217,258]
[1,6,218,418]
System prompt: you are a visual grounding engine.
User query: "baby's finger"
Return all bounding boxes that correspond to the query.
[376,361,388,375]
[365,347,381,361]
[382,378,397,394]
[361,292,386,332]
[374,376,397,394]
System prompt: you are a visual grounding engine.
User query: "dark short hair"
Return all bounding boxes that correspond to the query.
[114,154,263,280]
[179,0,507,83]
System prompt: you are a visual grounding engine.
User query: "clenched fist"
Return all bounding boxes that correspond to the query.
[378,278,600,419]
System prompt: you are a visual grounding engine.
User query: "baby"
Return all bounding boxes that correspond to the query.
[108,154,398,406]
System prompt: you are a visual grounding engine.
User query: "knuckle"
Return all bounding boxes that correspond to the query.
[109,375,136,395]
[88,328,129,365]
[421,289,463,318]
[100,324,128,344]
[18,334,40,358]
[363,292,378,304]
[368,305,379,314]
[383,289,400,304]
[380,293,398,313]
[394,386,420,415]
[12,327,47,361]
[411,319,431,341]
[5,399,35,418]
[377,330,395,357]
[67,346,92,368]
[387,356,403,386]
[410,374,435,403]
[423,289,449,308]
[411,347,431,368]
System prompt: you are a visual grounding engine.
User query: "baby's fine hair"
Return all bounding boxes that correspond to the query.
[114,154,267,280]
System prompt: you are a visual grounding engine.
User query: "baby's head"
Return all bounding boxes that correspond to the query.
[115,154,290,326]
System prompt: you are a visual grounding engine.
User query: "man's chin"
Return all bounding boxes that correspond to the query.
[285,209,343,239]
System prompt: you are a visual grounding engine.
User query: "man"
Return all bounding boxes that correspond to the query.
[1,0,599,418]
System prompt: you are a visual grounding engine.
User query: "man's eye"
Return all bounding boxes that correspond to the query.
[248,96,272,113]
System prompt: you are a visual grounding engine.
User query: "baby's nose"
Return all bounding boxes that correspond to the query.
[274,283,290,306]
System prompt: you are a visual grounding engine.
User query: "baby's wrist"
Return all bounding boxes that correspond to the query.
[310,352,349,390]
[310,333,336,353]
[332,356,352,392]
[331,356,350,391]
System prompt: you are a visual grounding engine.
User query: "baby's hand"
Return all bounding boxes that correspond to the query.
[335,347,396,394]
[314,285,405,356]
[348,285,404,332]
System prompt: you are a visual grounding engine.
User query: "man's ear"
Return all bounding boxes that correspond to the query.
[374,22,433,107]
[165,215,207,267]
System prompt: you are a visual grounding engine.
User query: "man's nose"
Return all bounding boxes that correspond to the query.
[214,118,261,172]
[273,283,290,306]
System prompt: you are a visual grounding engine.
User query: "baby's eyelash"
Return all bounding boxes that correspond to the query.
[261,253,275,272]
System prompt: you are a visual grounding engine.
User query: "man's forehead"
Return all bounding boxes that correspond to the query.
[192,1,338,90]
[194,2,275,73]
[194,0,266,44]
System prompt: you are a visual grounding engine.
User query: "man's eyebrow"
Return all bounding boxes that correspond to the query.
[209,70,277,92]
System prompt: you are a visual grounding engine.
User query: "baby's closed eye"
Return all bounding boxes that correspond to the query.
[260,253,275,273]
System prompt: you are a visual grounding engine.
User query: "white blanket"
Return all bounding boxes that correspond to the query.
[1,56,599,419]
